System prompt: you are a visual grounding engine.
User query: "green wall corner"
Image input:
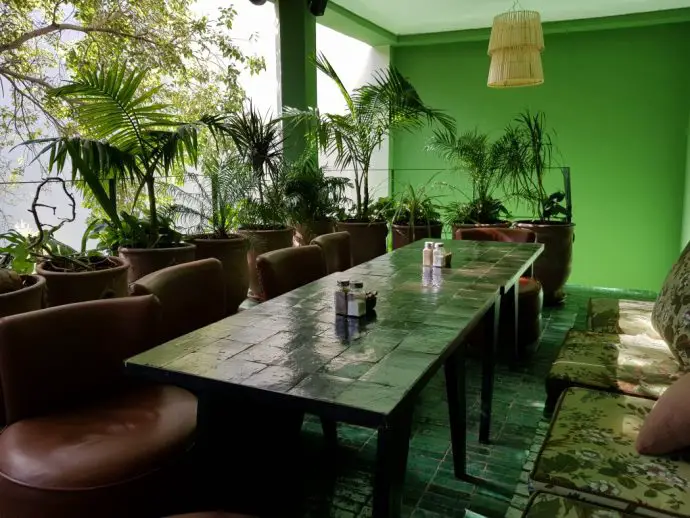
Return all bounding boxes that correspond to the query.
[390,22,690,292]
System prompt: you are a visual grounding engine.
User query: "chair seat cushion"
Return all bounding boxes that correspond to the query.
[522,492,629,517]
[518,277,541,297]
[546,331,679,408]
[588,298,659,339]
[0,384,196,490]
[531,388,690,518]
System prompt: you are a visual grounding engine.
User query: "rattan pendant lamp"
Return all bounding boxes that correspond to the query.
[487,3,544,88]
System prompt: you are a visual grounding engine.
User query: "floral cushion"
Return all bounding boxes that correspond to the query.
[651,242,690,369]
[531,388,690,518]
[523,492,631,517]
[588,298,660,339]
[545,331,680,410]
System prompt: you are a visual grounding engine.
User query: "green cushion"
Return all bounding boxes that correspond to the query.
[588,298,659,339]
[532,388,690,518]
[523,492,630,517]
[547,331,679,405]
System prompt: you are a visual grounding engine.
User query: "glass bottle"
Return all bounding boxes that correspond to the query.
[335,279,350,315]
[423,241,434,266]
[348,280,366,317]
[433,243,445,268]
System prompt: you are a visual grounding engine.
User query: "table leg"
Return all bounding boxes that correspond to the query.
[373,413,413,518]
[444,345,466,478]
[501,282,519,365]
[480,296,500,444]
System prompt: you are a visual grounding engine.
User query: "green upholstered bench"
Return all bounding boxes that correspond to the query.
[522,492,632,517]
[545,330,680,412]
[531,388,690,518]
[588,298,658,338]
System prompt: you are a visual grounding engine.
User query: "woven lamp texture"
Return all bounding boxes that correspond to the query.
[488,46,543,87]
[487,9,545,88]
[488,10,544,53]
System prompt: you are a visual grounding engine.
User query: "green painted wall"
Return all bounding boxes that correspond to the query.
[391,22,690,292]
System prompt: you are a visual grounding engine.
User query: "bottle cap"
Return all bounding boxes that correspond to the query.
[337,279,350,288]
[434,242,444,248]
[352,280,364,289]
[424,241,433,249]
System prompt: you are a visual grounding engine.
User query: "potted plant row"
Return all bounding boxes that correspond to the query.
[284,53,453,266]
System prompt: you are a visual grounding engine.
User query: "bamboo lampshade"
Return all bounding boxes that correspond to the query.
[488,47,544,87]
[487,9,545,88]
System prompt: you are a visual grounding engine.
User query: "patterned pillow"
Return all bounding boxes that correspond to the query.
[651,241,690,368]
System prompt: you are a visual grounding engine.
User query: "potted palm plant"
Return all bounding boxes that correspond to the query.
[0,178,128,307]
[375,181,444,249]
[221,104,292,300]
[284,154,351,246]
[28,65,226,282]
[427,128,511,235]
[502,110,575,305]
[284,53,453,266]
[165,153,250,315]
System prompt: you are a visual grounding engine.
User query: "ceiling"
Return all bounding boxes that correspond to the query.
[332,0,690,35]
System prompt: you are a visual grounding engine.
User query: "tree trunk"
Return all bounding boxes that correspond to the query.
[146,176,158,246]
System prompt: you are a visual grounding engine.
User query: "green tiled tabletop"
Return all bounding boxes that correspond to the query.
[126,240,542,425]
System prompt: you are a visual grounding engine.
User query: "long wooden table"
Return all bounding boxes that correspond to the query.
[125,239,543,517]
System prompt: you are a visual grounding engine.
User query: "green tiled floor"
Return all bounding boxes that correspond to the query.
[292,286,656,518]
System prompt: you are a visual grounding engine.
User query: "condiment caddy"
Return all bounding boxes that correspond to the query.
[422,241,452,268]
[335,279,377,318]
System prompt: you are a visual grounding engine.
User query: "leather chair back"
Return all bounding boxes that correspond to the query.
[0,295,161,425]
[311,231,352,274]
[256,245,327,300]
[130,258,226,345]
[455,227,537,243]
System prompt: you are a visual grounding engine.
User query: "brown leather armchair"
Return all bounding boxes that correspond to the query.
[0,296,198,518]
[130,258,227,344]
[256,245,327,300]
[311,231,352,274]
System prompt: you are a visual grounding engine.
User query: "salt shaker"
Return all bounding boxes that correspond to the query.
[422,241,434,266]
[348,280,366,317]
[433,243,445,268]
[335,279,350,315]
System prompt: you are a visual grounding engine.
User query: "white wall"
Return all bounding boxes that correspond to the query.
[316,24,390,203]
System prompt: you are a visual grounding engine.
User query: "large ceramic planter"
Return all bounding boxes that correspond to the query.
[392,222,443,250]
[293,220,334,247]
[516,221,575,306]
[335,220,388,266]
[238,227,294,300]
[192,234,250,315]
[452,221,511,239]
[0,274,45,317]
[119,244,196,283]
[37,257,129,307]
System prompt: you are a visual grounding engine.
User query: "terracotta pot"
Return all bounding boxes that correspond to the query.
[119,244,196,283]
[37,257,129,307]
[238,227,294,300]
[293,220,334,247]
[516,221,575,306]
[392,222,443,249]
[452,221,511,239]
[192,234,250,315]
[335,220,388,267]
[0,275,46,317]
